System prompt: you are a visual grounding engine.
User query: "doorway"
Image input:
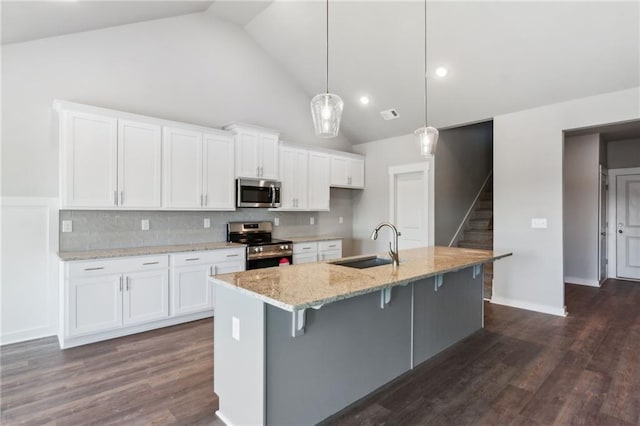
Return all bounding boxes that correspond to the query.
[610,169,640,281]
[388,162,434,250]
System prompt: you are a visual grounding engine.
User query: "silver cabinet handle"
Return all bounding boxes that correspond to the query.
[125,276,130,291]
[120,191,124,206]
[302,247,311,250]
[204,194,208,206]
[226,254,239,258]
[328,245,337,248]
[119,276,123,292]
[200,194,203,207]
[256,166,260,177]
[114,190,118,206]
[186,258,200,261]
[84,266,104,271]
[143,261,159,266]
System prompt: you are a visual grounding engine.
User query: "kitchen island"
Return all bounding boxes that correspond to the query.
[211,246,511,426]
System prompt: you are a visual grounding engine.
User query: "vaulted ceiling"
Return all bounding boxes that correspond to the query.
[2,1,639,145]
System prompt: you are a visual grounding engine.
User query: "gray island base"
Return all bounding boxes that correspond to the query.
[212,246,511,425]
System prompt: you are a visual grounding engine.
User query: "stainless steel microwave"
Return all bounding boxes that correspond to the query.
[236,178,281,208]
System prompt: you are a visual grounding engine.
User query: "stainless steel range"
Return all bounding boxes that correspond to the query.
[227,221,293,270]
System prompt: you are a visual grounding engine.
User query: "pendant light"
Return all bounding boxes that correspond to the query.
[311,0,343,138]
[415,0,439,156]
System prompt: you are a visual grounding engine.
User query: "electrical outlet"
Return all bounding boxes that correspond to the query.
[62,220,72,233]
[232,317,240,341]
[141,219,150,231]
[339,216,344,224]
[204,218,211,229]
[531,218,547,229]
[310,217,315,225]
[274,217,280,226]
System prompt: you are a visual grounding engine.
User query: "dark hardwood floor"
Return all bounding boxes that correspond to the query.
[1,279,639,425]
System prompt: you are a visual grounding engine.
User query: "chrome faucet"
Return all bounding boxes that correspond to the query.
[370,222,400,268]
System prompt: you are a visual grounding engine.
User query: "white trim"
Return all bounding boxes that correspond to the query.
[598,166,608,283]
[564,276,600,287]
[607,167,640,279]
[215,410,235,426]
[0,326,56,346]
[490,296,568,317]
[449,170,493,247]
[388,161,435,247]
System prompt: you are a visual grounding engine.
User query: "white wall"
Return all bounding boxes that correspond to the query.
[608,138,640,169]
[493,87,640,316]
[563,134,600,286]
[1,9,352,198]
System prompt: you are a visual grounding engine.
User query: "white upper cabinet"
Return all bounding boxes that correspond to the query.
[61,110,118,208]
[164,127,235,210]
[225,123,280,180]
[117,120,162,208]
[330,154,365,189]
[59,104,162,209]
[280,146,309,210]
[203,133,235,210]
[163,126,204,209]
[307,151,331,211]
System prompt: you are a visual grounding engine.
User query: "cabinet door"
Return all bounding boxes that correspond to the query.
[163,127,203,208]
[349,158,365,188]
[259,133,280,180]
[279,147,298,209]
[203,133,235,210]
[330,155,349,187]
[117,120,162,208]
[123,270,169,325]
[308,151,330,210]
[68,274,123,336]
[236,131,260,178]
[293,252,318,265]
[171,265,213,316]
[319,250,342,262]
[62,111,118,208]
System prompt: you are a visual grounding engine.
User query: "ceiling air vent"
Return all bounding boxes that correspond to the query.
[380,109,399,121]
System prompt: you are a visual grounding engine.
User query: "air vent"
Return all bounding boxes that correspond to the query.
[380,109,399,121]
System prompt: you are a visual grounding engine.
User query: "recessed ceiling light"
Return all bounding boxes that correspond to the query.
[359,96,370,105]
[435,67,448,78]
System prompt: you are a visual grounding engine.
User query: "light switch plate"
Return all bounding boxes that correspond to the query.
[232,317,240,341]
[339,216,344,224]
[141,219,150,231]
[310,217,315,225]
[62,220,72,233]
[204,218,211,229]
[274,217,280,226]
[531,218,548,229]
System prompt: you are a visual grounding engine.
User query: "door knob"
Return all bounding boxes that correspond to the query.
[619,229,623,234]
[600,232,606,236]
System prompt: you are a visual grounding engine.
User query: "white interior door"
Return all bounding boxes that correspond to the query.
[389,163,433,250]
[599,168,608,283]
[616,173,640,280]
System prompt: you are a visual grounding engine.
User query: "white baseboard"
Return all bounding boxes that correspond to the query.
[564,276,600,287]
[490,296,567,317]
[215,411,234,426]
[0,326,57,346]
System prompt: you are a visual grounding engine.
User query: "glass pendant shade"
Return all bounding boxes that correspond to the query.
[311,93,344,138]
[415,125,439,157]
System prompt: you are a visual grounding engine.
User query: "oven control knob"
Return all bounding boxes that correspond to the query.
[280,245,285,250]
[259,247,264,252]
[253,247,260,253]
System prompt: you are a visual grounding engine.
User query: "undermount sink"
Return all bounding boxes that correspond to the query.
[332,256,394,269]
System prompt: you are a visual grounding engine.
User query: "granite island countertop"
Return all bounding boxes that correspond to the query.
[58,241,246,261]
[211,246,511,312]
[286,236,343,243]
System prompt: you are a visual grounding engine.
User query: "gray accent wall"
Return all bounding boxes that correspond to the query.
[352,122,493,254]
[59,188,354,254]
[607,138,640,169]
[563,134,601,285]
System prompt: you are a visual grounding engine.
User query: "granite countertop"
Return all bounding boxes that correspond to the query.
[287,236,343,243]
[58,242,246,261]
[211,246,511,312]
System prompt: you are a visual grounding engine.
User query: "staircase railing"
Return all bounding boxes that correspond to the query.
[448,170,493,247]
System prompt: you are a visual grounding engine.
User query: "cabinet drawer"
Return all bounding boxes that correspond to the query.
[319,240,342,252]
[293,242,318,254]
[171,248,245,267]
[68,255,168,277]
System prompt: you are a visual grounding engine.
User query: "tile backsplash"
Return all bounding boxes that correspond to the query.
[59,188,354,254]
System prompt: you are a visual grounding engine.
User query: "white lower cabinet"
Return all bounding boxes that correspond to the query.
[319,240,343,261]
[170,248,245,316]
[293,240,342,264]
[65,255,169,338]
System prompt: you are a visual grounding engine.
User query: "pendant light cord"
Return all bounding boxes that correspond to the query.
[326,0,330,94]
[424,0,427,125]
